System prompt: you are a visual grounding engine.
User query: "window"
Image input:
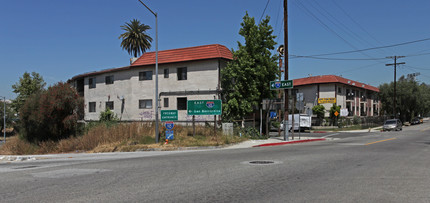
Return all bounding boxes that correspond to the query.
[89,102,96,112]
[338,87,342,94]
[106,101,114,110]
[89,77,96,89]
[164,98,169,107]
[177,97,187,110]
[105,75,114,84]
[164,69,169,78]
[139,71,152,81]
[177,67,187,80]
[139,99,152,109]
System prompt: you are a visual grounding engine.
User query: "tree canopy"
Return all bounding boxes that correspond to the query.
[11,72,46,113]
[221,12,279,121]
[379,75,430,122]
[119,19,153,58]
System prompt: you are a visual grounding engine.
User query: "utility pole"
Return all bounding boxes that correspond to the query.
[283,0,289,141]
[386,56,405,118]
[138,0,159,143]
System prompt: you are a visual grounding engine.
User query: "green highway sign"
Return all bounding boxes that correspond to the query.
[161,110,178,121]
[187,100,222,115]
[270,80,293,90]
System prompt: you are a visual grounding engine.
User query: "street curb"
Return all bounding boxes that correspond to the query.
[253,138,326,147]
[312,131,328,133]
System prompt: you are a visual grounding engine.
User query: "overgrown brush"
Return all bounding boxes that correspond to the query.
[0,122,248,155]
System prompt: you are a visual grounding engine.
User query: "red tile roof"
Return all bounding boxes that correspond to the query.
[70,44,232,81]
[131,44,232,66]
[293,75,379,92]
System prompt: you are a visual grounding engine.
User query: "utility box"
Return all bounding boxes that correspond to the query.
[222,123,234,136]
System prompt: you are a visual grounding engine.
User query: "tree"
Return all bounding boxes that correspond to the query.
[312,105,325,126]
[221,12,279,121]
[119,19,153,57]
[11,72,46,113]
[19,82,84,142]
[378,75,429,122]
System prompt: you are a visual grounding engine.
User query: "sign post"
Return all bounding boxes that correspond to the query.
[161,110,177,143]
[187,100,222,139]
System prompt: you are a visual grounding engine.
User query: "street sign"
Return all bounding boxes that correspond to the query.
[165,121,174,130]
[187,100,222,115]
[166,130,174,140]
[270,80,293,90]
[296,93,304,101]
[161,110,178,121]
[334,111,339,117]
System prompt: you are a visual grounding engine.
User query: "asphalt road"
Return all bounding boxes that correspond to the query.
[1,122,430,202]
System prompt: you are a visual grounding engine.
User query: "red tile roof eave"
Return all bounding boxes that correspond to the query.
[131,56,231,67]
[69,57,231,81]
[293,82,379,93]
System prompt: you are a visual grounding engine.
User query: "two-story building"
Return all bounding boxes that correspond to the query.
[69,44,232,121]
[292,75,380,117]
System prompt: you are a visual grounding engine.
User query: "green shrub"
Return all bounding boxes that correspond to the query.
[19,82,84,142]
[239,127,266,139]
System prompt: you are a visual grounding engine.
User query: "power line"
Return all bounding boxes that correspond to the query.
[259,0,271,22]
[405,52,430,57]
[289,54,387,61]
[305,37,430,57]
[331,0,391,54]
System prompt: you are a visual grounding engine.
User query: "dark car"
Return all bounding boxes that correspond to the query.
[383,119,402,131]
[411,118,420,125]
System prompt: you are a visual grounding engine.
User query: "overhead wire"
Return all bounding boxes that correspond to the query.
[289,55,387,61]
[304,37,430,57]
[259,0,271,22]
[331,0,392,55]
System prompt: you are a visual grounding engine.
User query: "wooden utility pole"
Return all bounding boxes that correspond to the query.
[386,56,405,118]
[283,0,289,141]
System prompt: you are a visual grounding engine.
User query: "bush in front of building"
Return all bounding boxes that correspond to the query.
[312,105,325,126]
[19,82,84,143]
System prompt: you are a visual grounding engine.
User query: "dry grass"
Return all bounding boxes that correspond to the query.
[0,122,247,155]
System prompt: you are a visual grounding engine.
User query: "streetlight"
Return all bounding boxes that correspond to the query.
[1,96,5,143]
[137,0,160,143]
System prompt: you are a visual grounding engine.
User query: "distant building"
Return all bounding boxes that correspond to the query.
[292,75,380,117]
[69,44,232,121]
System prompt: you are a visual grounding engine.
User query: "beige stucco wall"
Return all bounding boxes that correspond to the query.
[82,59,223,121]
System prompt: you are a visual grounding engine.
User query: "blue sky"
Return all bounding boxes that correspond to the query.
[1,0,429,99]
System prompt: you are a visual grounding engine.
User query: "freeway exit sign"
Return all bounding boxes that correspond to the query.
[270,80,293,90]
[187,100,222,115]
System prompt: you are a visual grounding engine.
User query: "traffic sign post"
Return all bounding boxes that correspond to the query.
[166,130,174,140]
[270,80,293,90]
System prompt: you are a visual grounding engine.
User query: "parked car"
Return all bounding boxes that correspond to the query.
[411,117,420,125]
[383,119,402,131]
[418,117,424,124]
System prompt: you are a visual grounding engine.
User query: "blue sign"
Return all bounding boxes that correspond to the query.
[270,111,277,119]
[165,121,174,130]
[166,130,174,140]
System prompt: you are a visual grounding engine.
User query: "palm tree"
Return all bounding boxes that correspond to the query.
[119,19,153,57]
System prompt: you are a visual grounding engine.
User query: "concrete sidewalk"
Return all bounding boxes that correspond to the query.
[226,136,326,149]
